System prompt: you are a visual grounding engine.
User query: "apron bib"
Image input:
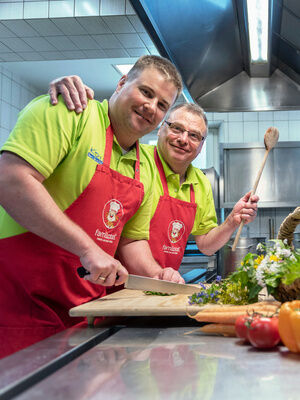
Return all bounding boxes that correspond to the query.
[0,125,144,358]
[148,148,197,271]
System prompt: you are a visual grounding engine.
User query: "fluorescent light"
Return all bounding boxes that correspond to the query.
[114,64,134,75]
[247,0,269,62]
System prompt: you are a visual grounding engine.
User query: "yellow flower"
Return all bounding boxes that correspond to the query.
[254,255,264,269]
[270,255,280,262]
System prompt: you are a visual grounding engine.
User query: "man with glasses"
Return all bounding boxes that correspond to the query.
[49,78,259,274]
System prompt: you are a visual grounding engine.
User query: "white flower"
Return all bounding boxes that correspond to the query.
[256,243,263,251]
[279,248,291,258]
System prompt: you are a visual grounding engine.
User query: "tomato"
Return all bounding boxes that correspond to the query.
[235,315,250,341]
[247,316,280,349]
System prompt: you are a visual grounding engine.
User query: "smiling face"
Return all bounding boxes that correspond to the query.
[157,107,207,177]
[109,67,178,147]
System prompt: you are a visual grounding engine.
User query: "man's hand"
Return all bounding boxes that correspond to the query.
[154,267,185,284]
[229,191,259,227]
[48,75,94,113]
[80,246,128,286]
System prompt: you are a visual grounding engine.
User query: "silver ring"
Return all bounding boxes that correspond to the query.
[97,276,106,281]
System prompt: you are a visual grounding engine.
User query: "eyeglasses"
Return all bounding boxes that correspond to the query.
[164,121,206,143]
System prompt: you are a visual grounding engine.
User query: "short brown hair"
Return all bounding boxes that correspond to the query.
[127,55,183,99]
[167,103,208,132]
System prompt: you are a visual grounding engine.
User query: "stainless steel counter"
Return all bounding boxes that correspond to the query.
[2,317,300,400]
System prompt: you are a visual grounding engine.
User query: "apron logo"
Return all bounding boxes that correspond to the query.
[88,147,103,164]
[168,220,185,243]
[102,199,124,229]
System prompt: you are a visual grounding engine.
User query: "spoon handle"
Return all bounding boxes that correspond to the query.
[231,148,270,251]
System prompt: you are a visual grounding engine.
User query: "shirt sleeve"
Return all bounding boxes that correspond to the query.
[1,95,79,178]
[191,174,218,236]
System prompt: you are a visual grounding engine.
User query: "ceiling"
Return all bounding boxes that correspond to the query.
[0,13,159,100]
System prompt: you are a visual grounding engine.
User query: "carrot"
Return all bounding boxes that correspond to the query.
[191,311,246,324]
[200,324,236,337]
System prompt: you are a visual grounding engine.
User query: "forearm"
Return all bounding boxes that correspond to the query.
[116,238,162,277]
[195,215,238,255]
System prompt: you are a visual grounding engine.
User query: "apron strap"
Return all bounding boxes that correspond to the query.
[134,141,140,181]
[103,124,114,166]
[190,184,195,203]
[154,147,169,195]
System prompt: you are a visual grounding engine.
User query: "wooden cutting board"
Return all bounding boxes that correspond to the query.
[69,289,200,323]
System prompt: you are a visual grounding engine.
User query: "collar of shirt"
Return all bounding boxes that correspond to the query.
[156,147,199,187]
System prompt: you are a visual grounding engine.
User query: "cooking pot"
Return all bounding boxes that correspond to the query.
[220,237,266,278]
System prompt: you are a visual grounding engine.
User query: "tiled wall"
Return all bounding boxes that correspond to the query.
[0,65,39,147]
[206,110,300,143]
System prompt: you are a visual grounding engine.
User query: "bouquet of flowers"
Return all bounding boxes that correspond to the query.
[229,239,300,303]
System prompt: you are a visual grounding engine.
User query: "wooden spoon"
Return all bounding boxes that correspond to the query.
[231,127,279,251]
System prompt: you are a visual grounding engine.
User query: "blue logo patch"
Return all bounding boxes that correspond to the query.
[88,147,103,164]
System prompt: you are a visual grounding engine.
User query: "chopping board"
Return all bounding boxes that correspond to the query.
[69,289,201,323]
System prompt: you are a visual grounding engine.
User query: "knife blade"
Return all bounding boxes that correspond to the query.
[124,274,201,295]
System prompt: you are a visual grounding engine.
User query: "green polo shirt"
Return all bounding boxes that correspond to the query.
[0,95,155,240]
[141,144,217,235]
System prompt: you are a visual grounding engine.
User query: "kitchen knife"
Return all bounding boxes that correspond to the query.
[124,274,201,295]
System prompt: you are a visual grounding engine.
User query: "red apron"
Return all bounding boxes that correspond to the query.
[148,148,197,271]
[0,125,144,358]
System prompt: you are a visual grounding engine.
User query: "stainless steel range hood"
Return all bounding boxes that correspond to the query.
[131,0,300,111]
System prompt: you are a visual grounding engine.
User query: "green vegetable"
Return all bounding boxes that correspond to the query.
[143,291,175,296]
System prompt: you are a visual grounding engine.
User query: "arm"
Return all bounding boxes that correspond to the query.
[49,75,94,113]
[0,152,127,286]
[116,237,185,283]
[195,191,259,255]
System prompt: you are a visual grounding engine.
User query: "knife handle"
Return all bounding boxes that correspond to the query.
[77,266,90,278]
[77,266,120,280]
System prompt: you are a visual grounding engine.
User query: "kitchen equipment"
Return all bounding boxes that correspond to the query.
[125,274,200,295]
[232,127,279,251]
[69,289,202,324]
[220,236,265,278]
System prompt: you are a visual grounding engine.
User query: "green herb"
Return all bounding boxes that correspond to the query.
[143,291,175,296]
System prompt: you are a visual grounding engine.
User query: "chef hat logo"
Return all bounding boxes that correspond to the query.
[109,201,120,213]
[168,220,185,243]
[172,221,183,231]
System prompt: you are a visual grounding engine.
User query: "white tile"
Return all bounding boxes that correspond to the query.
[258,121,273,140]
[51,18,87,35]
[27,19,64,36]
[228,112,243,122]
[0,52,23,61]
[1,74,11,103]
[105,48,129,57]
[93,34,123,49]
[258,111,274,121]
[46,35,79,51]
[11,82,21,108]
[75,0,99,17]
[273,120,289,141]
[0,3,23,20]
[2,20,39,36]
[138,32,154,47]
[227,121,244,143]
[83,49,106,58]
[273,110,289,121]
[206,112,213,121]
[214,112,228,122]
[1,66,12,79]
[1,101,11,130]
[128,15,146,32]
[0,22,16,38]
[4,37,34,52]
[20,86,31,108]
[148,47,159,55]
[0,41,12,52]
[116,33,145,47]
[18,52,45,61]
[62,50,87,59]
[24,1,48,19]
[127,47,149,57]
[10,105,19,130]
[0,126,10,148]
[68,35,100,50]
[288,120,300,140]
[243,121,259,142]
[49,0,74,18]
[125,0,135,15]
[40,51,67,60]
[23,37,58,51]
[103,16,135,33]
[218,121,226,142]
[100,0,125,16]
[243,111,258,121]
[77,17,111,34]
[288,110,300,120]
